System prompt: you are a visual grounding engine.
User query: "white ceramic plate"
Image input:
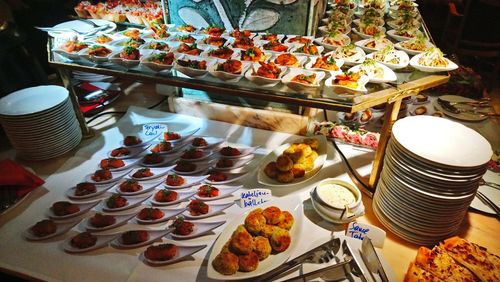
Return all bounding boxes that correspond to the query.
[107,145,150,159]
[332,46,366,65]
[204,170,250,185]
[304,56,344,73]
[163,174,210,189]
[78,44,117,64]
[142,243,207,265]
[109,49,151,69]
[212,154,254,171]
[129,166,175,181]
[256,41,294,54]
[253,33,285,42]
[244,63,287,88]
[366,50,409,70]
[150,188,197,206]
[47,200,100,220]
[284,35,315,45]
[409,53,458,73]
[271,54,308,68]
[281,68,326,91]
[289,44,324,57]
[324,73,369,94]
[101,194,151,212]
[217,145,259,159]
[113,179,163,196]
[314,35,351,50]
[148,140,190,155]
[140,51,181,72]
[352,26,386,39]
[394,40,434,55]
[257,135,327,186]
[65,182,114,200]
[201,46,240,60]
[111,228,174,249]
[83,212,137,232]
[0,85,68,116]
[170,220,226,239]
[207,196,303,280]
[183,201,234,219]
[135,207,187,224]
[348,62,397,83]
[192,184,242,201]
[208,59,251,82]
[63,233,118,253]
[174,55,216,78]
[99,157,140,172]
[23,219,80,241]
[354,38,394,53]
[189,136,225,149]
[317,25,352,37]
[387,29,417,42]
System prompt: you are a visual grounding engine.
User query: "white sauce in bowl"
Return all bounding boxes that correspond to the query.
[317,183,356,208]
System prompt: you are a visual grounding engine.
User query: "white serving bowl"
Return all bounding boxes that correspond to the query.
[310,179,365,223]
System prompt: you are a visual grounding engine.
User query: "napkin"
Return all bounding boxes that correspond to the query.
[0,159,45,198]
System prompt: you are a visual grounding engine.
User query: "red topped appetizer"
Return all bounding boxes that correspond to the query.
[188,200,209,216]
[288,36,311,44]
[123,135,142,146]
[216,59,243,74]
[274,53,299,67]
[241,47,264,62]
[164,131,181,141]
[333,72,362,89]
[132,168,154,178]
[192,137,208,147]
[293,43,319,55]
[149,52,175,65]
[145,41,169,51]
[145,243,177,261]
[143,153,164,164]
[172,217,194,236]
[220,146,241,156]
[60,40,88,53]
[208,46,234,59]
[149,22,170,39]
[123,29,141,40]
[89,213,116,228]
[261,33,279,42]
[231,28,252,38]
[311,55,339,71]
[291,73,316,85]
[254,61,281,79]
[52,201,80,216]
[154,189,178,202]
[205,25,225,37]
[71,232,97,249]
[174,161,197,172]
[119,179,142,193]
[151,141,172,153]
[263,41,288,52]
[31,219,56,237]
[176,43,202,56]
[207,171,227,182]
[165,174,185,186]
[100,158,125,170]
[232,36,254,50]
[181,149,204,159]
[216,158,234,168]
[178,24,196,33]
[137,207,165,220]
[176,59,207,70]
[120,46,140,60]
[106,194,128,209]
[177,34,196,43]
[197,184,220,198]
[203,36,227,47]
[91,169,112,182]
[95,34,113,44]
[121,230,149,245]
[75,182,97,196]
[88,45,112,57]
[111,147,131,157]
[124,38,144,48]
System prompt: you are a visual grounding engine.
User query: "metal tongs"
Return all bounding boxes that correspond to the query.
[437,97,498,117]
[360,238,389,282]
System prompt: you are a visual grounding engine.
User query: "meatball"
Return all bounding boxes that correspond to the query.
[260,224,279,239]
[262,206,282,225]
[275,155,293,172]
[277,211,294,230]
[212,251,239,275]
[244,210,266,235]
[276,170,294,183]
[238,252,259,272]
[253,236,272,260]
[270,227,291,253]
[291,165,305,178]
[229,225,254,255]
[284,143,312,163]
[303,138,319,151]
[264,161,278,179]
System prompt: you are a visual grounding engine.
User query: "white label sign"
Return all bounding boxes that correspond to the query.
[240,189,272,208]
[143,123,167,137]
[346,221,386,248]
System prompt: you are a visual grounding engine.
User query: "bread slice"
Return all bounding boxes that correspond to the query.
[404,262,444,282]
[441,236,500,282]
[415,246,478,281]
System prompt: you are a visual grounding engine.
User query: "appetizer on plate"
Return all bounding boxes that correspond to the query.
[286,35,312,44]
[230,29,253,38]
[292,43,321,56]
[60,40,88,53]
[147,52,175,65]
[136,206,186,224]
[99,158,126,170]
[164,174,209,189]
[272,53,304,67]
[316,32,351,49]
[215,59,244,74]
[353,25,386,39]
[174,34,197,44]
[123,135,143,147]
[203,25,225,37]
[184,200,233,219]
[205,170,250,185]
[176,43,203,56]
[261,41,289,53]
[232,36,254,50]
[395,34,433,55]
[181,148,211,161]
[256,33,282,42]
[48,200,99,220]
[409,47,458,72]
[207,46,235,59]
[91,169,113,182]
[281,69,326,90]
[86,44,112,57]
[149,22,170,39]
[177,24,196,33]
[143,41,170,51]
[368,45,409,69]
[110,146,132,158]
[307,55,342,71]
[64,232,117,253]
[250,62,282,79]
[24,219,79,241]
[356,34,394,52]
[129,166,174,180]
[348,58,397,83]
[191,136,225,149]
[332,44,366,65]
[175,57,211,77]
[143,243,207,265]
[170,217,226,239]
[325,71,369,93]
[240,47,267,62]
[121,28,142,40]
[65,182,113,200]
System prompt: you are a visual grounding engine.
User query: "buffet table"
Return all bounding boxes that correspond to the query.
[0,106,498,281]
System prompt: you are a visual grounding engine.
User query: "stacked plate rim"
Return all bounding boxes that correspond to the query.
[374,116,492,245]
[0,85,82,160]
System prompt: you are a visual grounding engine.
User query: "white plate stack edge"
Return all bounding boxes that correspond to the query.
[0,85,82,160]
[373,116,492,245]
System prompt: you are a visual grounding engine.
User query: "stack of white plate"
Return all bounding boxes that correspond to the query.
[73,71,114,82]
[0,85,82,160]
[373,116,492,245]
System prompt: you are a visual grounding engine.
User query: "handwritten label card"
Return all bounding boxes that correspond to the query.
[240,189,272,208]
[143,123,167,137]
[346,221,386,248]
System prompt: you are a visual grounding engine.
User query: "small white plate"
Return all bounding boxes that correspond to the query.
[244,63,286,88]
[366,50,410,70]
[204,170,250,185]
[253,33,285,42]
[171,220,226,240]
[150,189,197,206]
[180,149,214,161]
[109,49,152,69]
[102,194,151,212]
[289,44,324,57]
[332,46,366,65]
[190,136,225,149]
[23,219,80,241]
[163,174,210,189]
[65,182,114,200]
[387,29,417,42]
[140,152,183,167]
[140,40,171,51]
[107,145,150,159]
[193,184,241,201]
[387,19,420,30]
[172,160,215,175]
[284,35,315,45]
[47,200,100,220]
[112,228,174,249]
[201,46,240,60]
[140,51,180,72]
[354,38,394,53]
[394,40,434,56]
[281,68,326,91]
[317,25,352,36]
[99,157,140,172]
[157,128,201,144]
[52,45,87,60]
[84,213,137,232]
[208,60,251,82]
[142,243,207,265]
[270,53,308,68]
[314,35,351,50]
[324,74,369,94]
[63,233,118,253]
[113,179,163,196]
[78,44,117,64]
[183,201,234,219]
[174,55,216,78]
[136,207,187,224]
[213,154,254,171]
[352,26,386,39]
[217,145,259,159]
[348,62,397,83]
[409,53,459,73]
[129,166,175,181]
[256,41,294,54]
[304,56,344,73]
